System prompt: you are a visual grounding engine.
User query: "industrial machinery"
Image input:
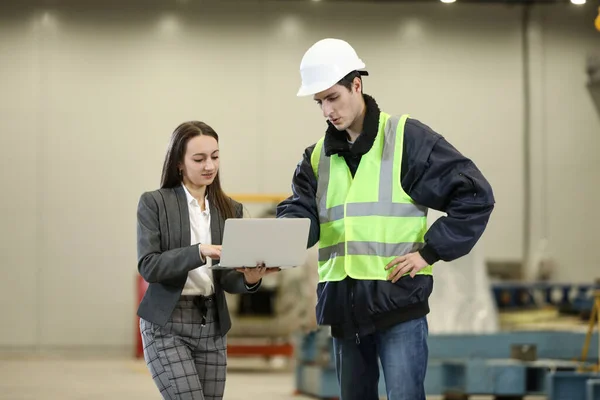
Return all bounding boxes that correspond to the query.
[295,327,599,399]
[225,244,318,360]
[294,286,600,399]
[491,281,600,318]
[294,209,600,399]
[219,194,319,362]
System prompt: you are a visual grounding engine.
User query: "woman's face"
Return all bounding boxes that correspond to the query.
[179,135,219,188]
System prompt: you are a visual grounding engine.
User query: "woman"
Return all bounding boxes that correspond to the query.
[136,121,278,400]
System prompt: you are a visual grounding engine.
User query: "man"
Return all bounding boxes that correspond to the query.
[276,38,495,400]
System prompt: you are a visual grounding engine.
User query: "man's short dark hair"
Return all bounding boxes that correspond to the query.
[337,70,363,92]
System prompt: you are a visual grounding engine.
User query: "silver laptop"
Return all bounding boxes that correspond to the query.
[209,218,311,269]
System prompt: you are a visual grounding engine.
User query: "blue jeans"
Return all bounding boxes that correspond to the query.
[333,317,428,400]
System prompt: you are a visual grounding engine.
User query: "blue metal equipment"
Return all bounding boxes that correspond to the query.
[294,329,599,399]
[491,281,600,313]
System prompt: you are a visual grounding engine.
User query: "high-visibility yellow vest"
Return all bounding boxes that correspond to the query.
[310,112,433,282]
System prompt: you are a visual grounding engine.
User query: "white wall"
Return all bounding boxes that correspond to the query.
[0,0,598,350]
[0,15,39,347]
[526,5,600,282]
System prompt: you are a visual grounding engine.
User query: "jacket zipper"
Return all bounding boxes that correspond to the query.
[343,201,360,345]
[350,280,360,344]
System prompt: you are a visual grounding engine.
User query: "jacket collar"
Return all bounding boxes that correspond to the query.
[173,184,222,247]
[323,94,381,157]
[181,183,210,213]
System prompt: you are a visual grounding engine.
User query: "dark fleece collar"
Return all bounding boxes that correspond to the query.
[323,94,381,157]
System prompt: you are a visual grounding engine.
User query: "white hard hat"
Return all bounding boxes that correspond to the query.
[297,38,368,97]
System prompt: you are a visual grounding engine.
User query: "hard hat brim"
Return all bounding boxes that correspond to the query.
[297,82,334,97]
[296,69,369,97]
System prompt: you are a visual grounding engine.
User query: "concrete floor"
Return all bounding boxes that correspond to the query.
[0,355,546,400]
[0,355,304,400]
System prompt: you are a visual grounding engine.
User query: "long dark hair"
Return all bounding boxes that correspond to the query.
[160,121,237,220]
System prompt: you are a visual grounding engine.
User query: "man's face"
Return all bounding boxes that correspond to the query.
[313,78,362,131]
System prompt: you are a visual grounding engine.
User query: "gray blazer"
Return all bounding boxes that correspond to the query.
[136,185,259,335]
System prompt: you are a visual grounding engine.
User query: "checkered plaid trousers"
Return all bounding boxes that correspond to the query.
[140,296,227,400]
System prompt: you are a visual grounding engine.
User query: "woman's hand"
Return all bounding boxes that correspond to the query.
[199,244,222,260]
[236,264,281,285]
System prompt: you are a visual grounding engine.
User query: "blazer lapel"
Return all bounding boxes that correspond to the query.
[175,185,223,253]
[174,185,191,248]
[210,201,223,246]
[209,201,224,285]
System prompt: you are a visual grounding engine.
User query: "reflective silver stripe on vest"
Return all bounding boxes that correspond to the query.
[346,202,426,218]
[379,116,399,203]
[315,141,330,222]
[319,241,424,262]
[321,202,426,222]
[324,204,345,222]
[316,115,427,223]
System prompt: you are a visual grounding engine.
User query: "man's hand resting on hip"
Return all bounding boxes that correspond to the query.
[385,252,429,283]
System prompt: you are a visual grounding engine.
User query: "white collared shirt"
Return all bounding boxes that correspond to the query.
[181,184,215,296]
